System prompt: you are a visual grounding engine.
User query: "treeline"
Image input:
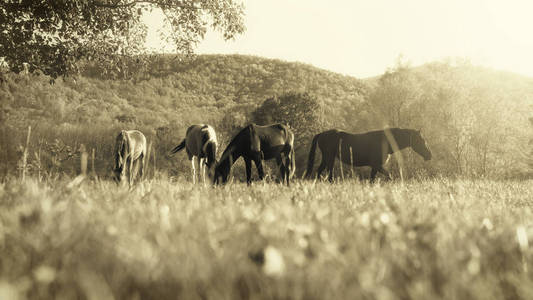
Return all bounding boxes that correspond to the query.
[0,54,531,180]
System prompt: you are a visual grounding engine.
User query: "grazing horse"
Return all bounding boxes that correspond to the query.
[169,124,218,184]
[305,128,432,182]
[113,130,147,185]
[213,123,295,186]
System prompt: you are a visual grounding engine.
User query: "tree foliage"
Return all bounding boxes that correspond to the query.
[252,92,324,141]
[367,59,421,128]
[0,0,245,78]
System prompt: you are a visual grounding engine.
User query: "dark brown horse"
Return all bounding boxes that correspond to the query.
[213,123,295,185]
[305,128,431,182]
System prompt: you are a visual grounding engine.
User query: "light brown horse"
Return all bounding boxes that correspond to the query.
[113,130,147,186]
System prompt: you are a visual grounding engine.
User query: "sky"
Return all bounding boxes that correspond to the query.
[143,0,533,78]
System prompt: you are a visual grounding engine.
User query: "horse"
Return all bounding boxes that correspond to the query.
[305,128,432,182]
[213,123,295,186]
[169,124,218,184]
[113,130,147,186]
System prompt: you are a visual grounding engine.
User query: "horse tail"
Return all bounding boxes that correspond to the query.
[289,145,296,178]
[305,132,321,178]
[169,139,186,155]
[285,129,296,178]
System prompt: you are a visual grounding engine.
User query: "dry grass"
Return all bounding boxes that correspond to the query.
[1,177,532,299]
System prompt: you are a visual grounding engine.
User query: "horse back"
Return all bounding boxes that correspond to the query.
[316,129,342,153]
[125,130,147,159]
[247,123,293,159]
[186,124,217,157]
[337,130,392,166]
[253,123,292,145]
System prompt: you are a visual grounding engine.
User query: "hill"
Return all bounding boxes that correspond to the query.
[0,55,531,179]
[0,54,368,178]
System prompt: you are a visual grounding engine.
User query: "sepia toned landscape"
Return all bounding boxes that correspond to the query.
[1,1,533,299]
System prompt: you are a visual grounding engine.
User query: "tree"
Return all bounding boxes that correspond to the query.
[252,92,324,141]
[0,0,245,79]
[367,58,421,128]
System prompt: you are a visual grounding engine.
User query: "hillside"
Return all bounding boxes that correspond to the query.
[0,54,368,178]
[81,54,369,128]
[0,55,531,179]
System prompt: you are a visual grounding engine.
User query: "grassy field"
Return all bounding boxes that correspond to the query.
[1,177,532,300]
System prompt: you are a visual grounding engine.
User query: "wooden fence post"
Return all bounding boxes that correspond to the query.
[79,144,88,176]
[21,126,31,181]
[145,140,152,179]
[91,148,97,178]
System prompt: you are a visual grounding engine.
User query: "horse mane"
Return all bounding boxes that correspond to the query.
[218,135,239,166]
[216,124,252,175]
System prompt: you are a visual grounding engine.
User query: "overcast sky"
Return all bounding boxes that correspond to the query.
[143,0,533,78]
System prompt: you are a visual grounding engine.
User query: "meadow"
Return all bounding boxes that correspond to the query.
[1,176,532,300]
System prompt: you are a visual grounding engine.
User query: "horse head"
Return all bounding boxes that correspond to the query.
[113,130,129,183]
[113,153,124,183]
[410,130,432,161]
[213,145,236,185]
[213,160,230,184]
[203,141,218,181]
[205,158,218,181]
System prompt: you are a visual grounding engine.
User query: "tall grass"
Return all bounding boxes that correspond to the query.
[1,177,532,299]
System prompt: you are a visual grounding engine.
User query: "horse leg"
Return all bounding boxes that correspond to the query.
[284,145,293,185]
[284,159,290,186]
[327,157,335,183]
[316,160,327,180]
[119,167,126,185]
[191,156,196,184]
[196,157,203,184]
[245,158,252,185]
[370,167,378,183]
[132,159,139,184]
[286,149,294,186]
[377,166,392,181]
[253,159,265,181]
[128,156,134,187]
[200,157,206,184]
[139,154,145,181]
[283,153,291,186]
[276,155,286,184]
